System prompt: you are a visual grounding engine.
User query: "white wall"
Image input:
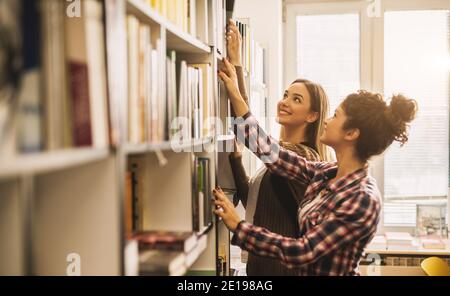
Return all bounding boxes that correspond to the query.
[233,0,284,137]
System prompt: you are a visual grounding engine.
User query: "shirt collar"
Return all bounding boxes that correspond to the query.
[323,163,369,194]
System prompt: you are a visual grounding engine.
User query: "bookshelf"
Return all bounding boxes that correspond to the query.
[0,0,235,276]
[0,148,110,179]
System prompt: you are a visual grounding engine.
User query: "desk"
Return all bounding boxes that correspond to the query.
[361,239,450,276]
[364,239,450,256]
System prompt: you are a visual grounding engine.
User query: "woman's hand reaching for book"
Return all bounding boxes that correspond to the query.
[227,20,242,67]
[213,187,242,232]
[218,58,249,117]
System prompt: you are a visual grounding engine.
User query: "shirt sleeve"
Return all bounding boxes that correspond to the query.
[231,191,380,268]
[234,112,319,185]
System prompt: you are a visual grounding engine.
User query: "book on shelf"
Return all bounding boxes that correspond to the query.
[167,51,178,140]
[192,156,213,233]
[0,0,21,157]
[185,234,207,267]
[41,0,69,151]
[125,162,145,234]
[175,60,214,141]
[136,233,208,275]
[226,0,235,18]
[125,171,134,236]
[16,0,43,153]
[2,0,112,156]
[216,0,227,56]
[126,14,166,143]
[196,0,209,44]
[127,15,144,144]
[189,63,214,137]
[143,0,210,43]
[236,20,251,74]
[133,230,198,253]
[139,249,187,276]
[105,0,128,147]
[217,243,228,276]
[125,239,139,276]
[65,0,109,149]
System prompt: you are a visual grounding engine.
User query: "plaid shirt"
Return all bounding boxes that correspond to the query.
[231,113,381,276]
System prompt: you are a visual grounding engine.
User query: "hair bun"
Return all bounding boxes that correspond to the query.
[385,94,418,145]
[387,94,417,123]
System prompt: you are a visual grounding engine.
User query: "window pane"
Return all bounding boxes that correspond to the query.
[384,10,450,199]
[296,14,360,112]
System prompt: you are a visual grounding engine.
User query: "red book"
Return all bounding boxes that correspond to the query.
[133,231,197,253]
[68,62,92,147]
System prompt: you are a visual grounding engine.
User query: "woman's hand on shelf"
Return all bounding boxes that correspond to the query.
[213,187,241,232]
[227,19,242,67]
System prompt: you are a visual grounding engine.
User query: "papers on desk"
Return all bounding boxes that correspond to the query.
[368,233,447,251]
[385,232,418,250]
[368,232,418,250]
[421,237,446,250]
[369,235,387,250]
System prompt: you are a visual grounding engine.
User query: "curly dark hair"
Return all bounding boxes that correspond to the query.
[342,90,418,162]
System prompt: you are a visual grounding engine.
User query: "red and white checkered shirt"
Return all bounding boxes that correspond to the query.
[231,112,381,276]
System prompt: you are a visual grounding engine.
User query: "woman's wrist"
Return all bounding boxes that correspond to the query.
[230,151,242,158]
[230,96,249,117]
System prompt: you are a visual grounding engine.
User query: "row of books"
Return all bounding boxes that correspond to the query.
[125,156,214,236]
[142,0,233,55]
[176,60,215,140]
[144,0,198,37]
[126,231,207,275]
[0,0,111,156]
[126,14,166,143]
[127,14,216,143]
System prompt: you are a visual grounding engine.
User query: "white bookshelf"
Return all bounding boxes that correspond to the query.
[0,148,110,179]
[0,0,236,276]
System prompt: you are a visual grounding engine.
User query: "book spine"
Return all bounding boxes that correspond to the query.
[68,62,93,147]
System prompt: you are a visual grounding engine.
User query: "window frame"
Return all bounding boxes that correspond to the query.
[284,0,450,233]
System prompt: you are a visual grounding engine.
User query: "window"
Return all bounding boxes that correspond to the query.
[296,14,360,113]
[287,0,450,229]
[384,10,449,201]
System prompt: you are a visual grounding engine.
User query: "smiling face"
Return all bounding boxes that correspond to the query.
[320,105,358,150]
[277,83,318,127]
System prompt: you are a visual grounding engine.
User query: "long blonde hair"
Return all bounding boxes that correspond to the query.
[288,79,331,161]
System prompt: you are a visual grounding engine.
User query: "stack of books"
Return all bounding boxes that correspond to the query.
[132,231,207,275]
